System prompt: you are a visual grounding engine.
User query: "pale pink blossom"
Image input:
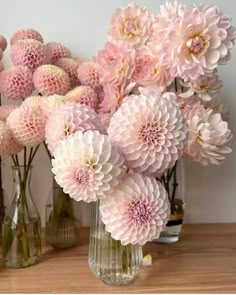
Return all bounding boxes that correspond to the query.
[7,105,47,147]
[108,92,188,177]
[160,1,185,20]
[100,171,169,245]
[180,71,223,101]
[11,39,48,71]
[132,43,173,87]
[108,3,153,47]
[52,130,124,202]
[184,104,232,165]
[95,42,135,86]
[46,42,71,64]
[21,95,46,112]
[11,28,44,45]
[33,65,71,96]
[0,105,17,121]
[0,120,23,155]
[170,5,232,80]
[45,102,102,154]
[66,86,98,110]
[0,66,34,100]
[203,97,230,122]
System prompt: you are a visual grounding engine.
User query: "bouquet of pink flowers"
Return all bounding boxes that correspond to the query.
[47,1,235,247]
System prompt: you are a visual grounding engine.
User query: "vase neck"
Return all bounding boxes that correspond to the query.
[12,165,32,193]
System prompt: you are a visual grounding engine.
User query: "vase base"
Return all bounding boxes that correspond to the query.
[152,224,182,244]
[4,256,40,268]
[154,234,180,244]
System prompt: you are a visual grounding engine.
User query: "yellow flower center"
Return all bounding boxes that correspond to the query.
[185,34,206,56]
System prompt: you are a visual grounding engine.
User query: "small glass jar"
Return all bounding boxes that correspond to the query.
[2,165,41,268]
[45,180,80,248]
[89,201,143,286]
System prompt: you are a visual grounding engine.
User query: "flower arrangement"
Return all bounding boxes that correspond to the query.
[48,1,235,249]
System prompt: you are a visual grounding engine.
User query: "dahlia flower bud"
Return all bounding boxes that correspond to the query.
[0,35,7,51]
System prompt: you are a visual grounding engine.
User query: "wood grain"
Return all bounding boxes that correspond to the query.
[0,224,236,293]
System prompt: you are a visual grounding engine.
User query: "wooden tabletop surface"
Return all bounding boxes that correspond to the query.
[0,224,236,293]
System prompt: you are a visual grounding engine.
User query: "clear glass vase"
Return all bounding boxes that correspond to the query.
[154,160,185,243]
[2,166,41,268]
[45,180,80,248]
[89,201,143,286]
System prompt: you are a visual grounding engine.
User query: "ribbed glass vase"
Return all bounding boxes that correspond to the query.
[2,165,41,268]
[88,201,143,286]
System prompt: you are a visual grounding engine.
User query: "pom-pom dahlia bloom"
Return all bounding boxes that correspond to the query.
[66,86,98,109]
[45,102,102,154]
[52,130,124,202]
[55,58,81,86]
[11,39,48,71]
[11,28,44,45]
[7,105,47,147]
[46,42,71,64]
[108,3,153,47]
[77,62,102,89]
[0,66,34,100]
[0,105,18,121]
[0,120,23,155]
[0,35,7,51]
[100,171,169,245]
[108,92,188,176]
[21,95,46,112]
[42,94,68,117]
[184,104,232,165]
[33,64,71,95]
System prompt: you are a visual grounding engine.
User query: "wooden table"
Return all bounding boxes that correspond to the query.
[0,224,235,293]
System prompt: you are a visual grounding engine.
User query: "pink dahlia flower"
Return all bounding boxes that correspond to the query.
[108,3,153,47]
[170,5,232,80]
[100,171,169,245]
[95,42,135,86]
[184,104,232,165]
[0,35,7,52]
[55,58,81,87]
[11,39,48,71]
[132,44,173,87]
[0,105,18,121]
[77,62,102,89]
[33,64,70,96]
[108,92,188,176]
[199,4,236,65]
[66,86,98,110]
[42,94,68,117]
[11,28,44,45]
[0,66,34,100]
[7,105,47,147]
[46,42,71,64]
[180,71,223,101]
[52,130,124,202]
[45,102,102,154]
[0,120,23,155]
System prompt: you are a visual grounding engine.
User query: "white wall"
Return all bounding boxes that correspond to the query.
[0,0,236,226]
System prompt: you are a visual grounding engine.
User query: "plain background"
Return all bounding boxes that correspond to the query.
[0,0,235,226]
